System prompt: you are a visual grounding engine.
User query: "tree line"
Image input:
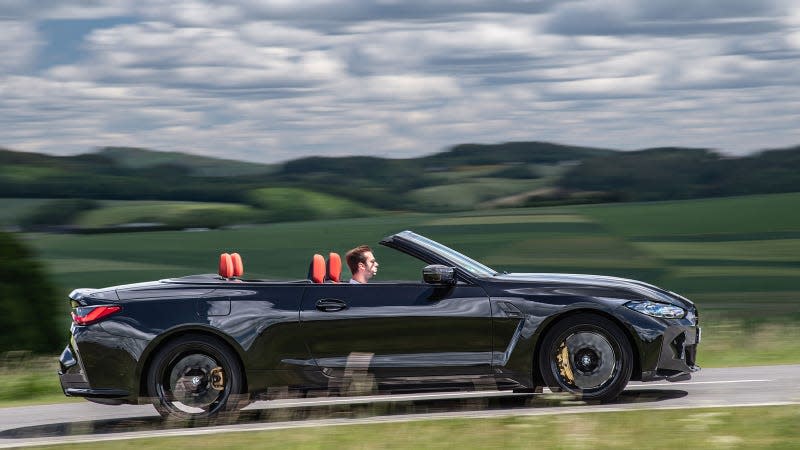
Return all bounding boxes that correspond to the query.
[2,143,799,216]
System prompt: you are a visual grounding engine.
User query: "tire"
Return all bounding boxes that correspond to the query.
[146,334,245,419]
[538,313,633,402]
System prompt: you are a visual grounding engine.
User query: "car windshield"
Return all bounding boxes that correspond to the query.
[397,231,497,278]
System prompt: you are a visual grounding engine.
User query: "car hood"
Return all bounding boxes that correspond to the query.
[491,272,695,309]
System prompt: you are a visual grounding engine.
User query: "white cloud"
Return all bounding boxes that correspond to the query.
[50,21,347,89]
[787,31,800,49]
[360,74,461,100]
[136,0,242,26]
[239,21,326,46]
[0,21,41,73]
[0,0,136,20]
[547,74,658,98]
[0,1,798,161]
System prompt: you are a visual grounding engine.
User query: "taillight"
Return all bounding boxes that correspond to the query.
[71,305,122,325]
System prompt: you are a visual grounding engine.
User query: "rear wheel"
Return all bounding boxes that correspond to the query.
[146,334,245,419]
[538,313,632,402]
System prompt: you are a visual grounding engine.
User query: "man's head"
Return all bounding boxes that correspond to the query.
[345,245,378,283]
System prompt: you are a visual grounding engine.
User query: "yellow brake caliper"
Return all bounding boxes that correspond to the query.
[556,342,575,385]
[210,367,226,390]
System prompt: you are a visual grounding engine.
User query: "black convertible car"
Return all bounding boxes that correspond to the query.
[59,230,700,419]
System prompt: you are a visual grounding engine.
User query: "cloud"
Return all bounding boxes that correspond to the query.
[0,0,136,20]
[46,21,346,91]
[0,21,41,73]
[359,74,461,100]
[546,0,787,36]
[0,0,799,162]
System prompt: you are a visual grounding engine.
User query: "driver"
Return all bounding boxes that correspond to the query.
[345,245,379,284]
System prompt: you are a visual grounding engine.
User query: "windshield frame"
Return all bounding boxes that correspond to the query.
[393,230,498,278]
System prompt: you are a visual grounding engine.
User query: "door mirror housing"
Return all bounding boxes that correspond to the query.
[422,265,455,285]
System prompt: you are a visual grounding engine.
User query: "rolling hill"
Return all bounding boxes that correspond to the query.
[1,142,799,230]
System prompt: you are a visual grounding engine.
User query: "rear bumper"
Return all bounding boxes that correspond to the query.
[62,387,131,398]
[58,340,134,402]
[58,322,147,404]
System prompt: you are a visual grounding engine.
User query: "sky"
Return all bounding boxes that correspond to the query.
[1,0,800,164]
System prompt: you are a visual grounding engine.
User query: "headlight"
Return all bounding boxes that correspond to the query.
[625,300,686,319]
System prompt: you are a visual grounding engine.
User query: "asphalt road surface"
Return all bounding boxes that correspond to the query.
[1,365,798,448]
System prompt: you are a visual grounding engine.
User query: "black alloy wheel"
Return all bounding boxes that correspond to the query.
[146,334,245,419]
[538,313,633,402]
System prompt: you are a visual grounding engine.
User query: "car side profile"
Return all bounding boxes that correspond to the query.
[59,230,700,419]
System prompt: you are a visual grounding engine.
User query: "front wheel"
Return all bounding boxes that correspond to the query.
[146,334,245,419]
[538,313,633,402]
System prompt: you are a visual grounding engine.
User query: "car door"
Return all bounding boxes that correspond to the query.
[299,281,493,386]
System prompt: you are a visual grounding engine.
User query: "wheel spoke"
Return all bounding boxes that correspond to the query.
[540,314,632,402]
[562,331,616,389]
[164,353,225,412]
[148,336,243,419]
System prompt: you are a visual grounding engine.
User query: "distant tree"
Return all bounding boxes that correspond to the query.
[488,164,541,179]
[0,232,62,353]
[558,146,800,202]
[558,148,724,201]
[20,198,100,229]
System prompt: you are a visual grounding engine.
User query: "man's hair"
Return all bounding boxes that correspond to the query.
[345,245,372,274]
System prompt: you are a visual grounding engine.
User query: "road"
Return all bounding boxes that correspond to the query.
[1,365,798,448]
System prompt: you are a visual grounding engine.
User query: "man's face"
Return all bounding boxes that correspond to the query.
[360,251,378,279]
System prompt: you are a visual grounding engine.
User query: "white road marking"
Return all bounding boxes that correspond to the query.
[628,379,771,387]
[247,390,532,409]
[243,378,777,414]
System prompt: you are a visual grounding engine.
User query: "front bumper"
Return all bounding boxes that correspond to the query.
[617,303,701,382]
[641,324,701,382]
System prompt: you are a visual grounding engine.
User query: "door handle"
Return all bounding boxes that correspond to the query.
[316,298,348,312]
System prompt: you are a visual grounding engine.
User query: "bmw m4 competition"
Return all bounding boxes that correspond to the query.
[59,230,700,419]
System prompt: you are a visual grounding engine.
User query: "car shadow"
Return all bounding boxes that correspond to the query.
[0,388,688,440]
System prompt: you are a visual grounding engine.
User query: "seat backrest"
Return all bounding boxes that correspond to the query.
[326,252,342,283]
[219,253,234,278]
[308,254,325,284]
[231,252,243,278]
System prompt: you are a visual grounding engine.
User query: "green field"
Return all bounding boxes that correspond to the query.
[76,201,263,228]
[246,187,377,220]
[25,192,800,314]
[409,177,548,209]
[28,405,800,449]
[0,198,53,226]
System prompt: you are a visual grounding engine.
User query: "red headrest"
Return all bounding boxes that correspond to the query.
[231,252,243,278]
[327,252,341,283]
[219,253,234,278]
[309,254,325,284]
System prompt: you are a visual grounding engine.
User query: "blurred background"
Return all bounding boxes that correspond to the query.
[2,143,799,407]
[1,0,799,434]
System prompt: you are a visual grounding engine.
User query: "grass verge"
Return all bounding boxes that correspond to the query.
[0,355,80,407]
[29,405,800,449]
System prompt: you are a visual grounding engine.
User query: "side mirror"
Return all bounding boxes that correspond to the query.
[422,265,455,285]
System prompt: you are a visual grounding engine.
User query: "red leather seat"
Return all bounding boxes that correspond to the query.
[308,254,325,284]
[219,253,234,278]
[231,253,243,278]
[326,252,342,283]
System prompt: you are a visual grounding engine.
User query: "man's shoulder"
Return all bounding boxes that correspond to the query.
[349,279,361,284]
